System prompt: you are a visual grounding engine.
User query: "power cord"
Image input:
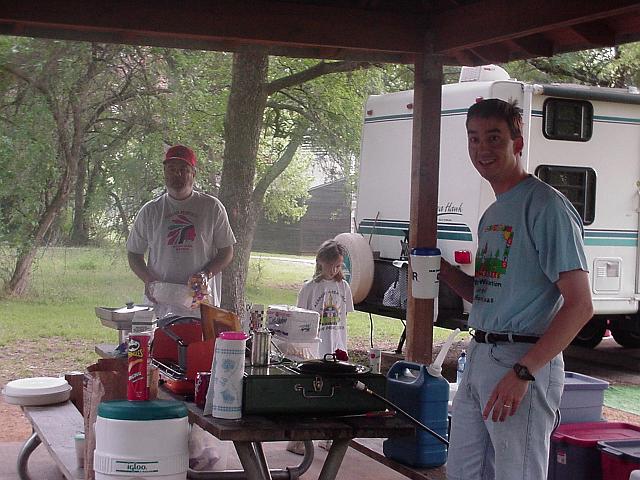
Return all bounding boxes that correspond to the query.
[353,381,449,446]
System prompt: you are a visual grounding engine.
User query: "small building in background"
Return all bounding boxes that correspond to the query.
[253,178,352,255]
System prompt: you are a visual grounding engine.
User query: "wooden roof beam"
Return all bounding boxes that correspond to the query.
[0,0,424,58]
[511,34,555,57]
[430,0,640,53]
[571,21,617,47]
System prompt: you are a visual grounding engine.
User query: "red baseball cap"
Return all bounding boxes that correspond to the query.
[164,145,196,167]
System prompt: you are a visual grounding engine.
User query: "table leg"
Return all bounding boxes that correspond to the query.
[17,431,41,480]
[253,442,271,478]
[318,438,350,480]
[234,441,271,480]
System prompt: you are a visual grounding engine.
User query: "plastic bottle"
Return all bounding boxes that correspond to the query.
[383,328,460,468]
[456,350,466,384]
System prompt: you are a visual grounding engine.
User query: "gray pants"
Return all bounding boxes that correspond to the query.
[447,341,564,480]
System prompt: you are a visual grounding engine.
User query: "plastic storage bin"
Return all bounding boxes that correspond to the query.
[560,371,609,424]
[598,439,640,480]
[548,422,640,480]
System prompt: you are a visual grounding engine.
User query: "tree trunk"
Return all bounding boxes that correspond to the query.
[219,51,269,313]
[70,152,89,245]
[6,161,76,295]
[109,191,130,239]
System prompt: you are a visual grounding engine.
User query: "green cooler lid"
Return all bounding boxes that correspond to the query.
[98,400,187,420]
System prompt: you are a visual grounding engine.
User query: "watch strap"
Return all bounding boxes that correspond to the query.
[513,362,535,381]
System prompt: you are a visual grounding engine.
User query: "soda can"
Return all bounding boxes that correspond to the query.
[127,333,151,401]
[369,348,382,374]
[194,372,211,408]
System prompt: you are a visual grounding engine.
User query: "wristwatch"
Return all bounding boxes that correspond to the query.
[513,363,535,381]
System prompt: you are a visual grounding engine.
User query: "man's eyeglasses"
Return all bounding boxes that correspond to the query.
[165,164,194,175]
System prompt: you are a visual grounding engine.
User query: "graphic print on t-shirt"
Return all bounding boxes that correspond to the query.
[474,224,513,304]
[311,290,345,327]
[167,213,196,246]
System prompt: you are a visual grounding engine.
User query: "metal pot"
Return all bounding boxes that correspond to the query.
[294,353,371,375]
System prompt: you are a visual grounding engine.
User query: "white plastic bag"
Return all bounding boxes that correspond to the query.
[188,424,230,471]
[148,282,194,309]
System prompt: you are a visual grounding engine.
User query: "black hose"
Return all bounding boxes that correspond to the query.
[354,381,449,446]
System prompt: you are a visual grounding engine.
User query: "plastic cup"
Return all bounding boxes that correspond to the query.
[369,348,382,374]
[74,432,85,468]
[410,247,441,299]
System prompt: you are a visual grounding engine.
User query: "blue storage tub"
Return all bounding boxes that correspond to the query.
[560,371,609,424]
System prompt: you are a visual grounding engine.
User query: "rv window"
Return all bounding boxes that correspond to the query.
[535,165,596,225]
[543,99,593,141]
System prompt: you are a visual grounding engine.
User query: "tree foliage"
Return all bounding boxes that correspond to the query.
[505,43,640,87]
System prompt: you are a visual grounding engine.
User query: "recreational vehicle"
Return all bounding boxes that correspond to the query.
[352,65,640,349]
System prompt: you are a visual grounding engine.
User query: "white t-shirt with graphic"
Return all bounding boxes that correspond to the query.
[127,191,236,316]
[297,279,354,357]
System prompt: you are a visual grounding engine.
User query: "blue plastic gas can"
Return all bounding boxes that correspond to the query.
[383,361,449,467]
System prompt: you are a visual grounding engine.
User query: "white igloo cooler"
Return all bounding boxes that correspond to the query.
[94,400,189,480]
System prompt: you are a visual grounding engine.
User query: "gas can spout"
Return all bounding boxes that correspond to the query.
[427,328,460,378]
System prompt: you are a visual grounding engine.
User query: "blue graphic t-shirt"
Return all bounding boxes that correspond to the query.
[469,176,588,335]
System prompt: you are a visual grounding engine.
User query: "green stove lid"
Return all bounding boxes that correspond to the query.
[98,400,187,420]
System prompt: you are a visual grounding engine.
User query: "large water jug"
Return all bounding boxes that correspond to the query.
[383,361,449,467]
[383,328,458,468]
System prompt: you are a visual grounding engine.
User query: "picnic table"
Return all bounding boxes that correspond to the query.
[18,400,84,480]
[158,387,416,480]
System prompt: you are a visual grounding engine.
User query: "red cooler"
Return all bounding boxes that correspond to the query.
[598,439,640,480]
[548,422,640,480]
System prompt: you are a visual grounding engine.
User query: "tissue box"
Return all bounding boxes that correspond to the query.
[267,305,320,343]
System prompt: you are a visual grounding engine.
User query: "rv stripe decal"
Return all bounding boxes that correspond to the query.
[367,110,640,126]
[357,223,637,246]
[584,229,638,247]
[364,108,468,124]
[358,219,473,242]
[364,113,412,124]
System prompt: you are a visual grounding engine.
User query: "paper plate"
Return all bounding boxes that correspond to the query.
[2,377,72,406]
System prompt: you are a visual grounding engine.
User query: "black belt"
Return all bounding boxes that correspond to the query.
[473,330,539,344]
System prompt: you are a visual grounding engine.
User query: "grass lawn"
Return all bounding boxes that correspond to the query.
[605,385,640,416]
[1,247,638,417]
[1,247,454,351]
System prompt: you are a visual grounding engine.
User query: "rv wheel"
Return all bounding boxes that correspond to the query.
[571,321,606,349]
[610,328,640,348]
[334,233,374,304]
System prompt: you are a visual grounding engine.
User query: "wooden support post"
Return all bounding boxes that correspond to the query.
[405,53,443,364]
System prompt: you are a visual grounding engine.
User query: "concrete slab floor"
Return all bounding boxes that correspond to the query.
[0,440,411,480]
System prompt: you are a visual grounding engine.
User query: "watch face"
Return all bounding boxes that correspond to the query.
[514,363,534,381]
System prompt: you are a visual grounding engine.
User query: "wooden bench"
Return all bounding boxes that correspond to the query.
[349,438,446,480]
[18,400,84,480]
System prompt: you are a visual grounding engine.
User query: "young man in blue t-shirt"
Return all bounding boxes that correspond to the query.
[440,99,594,480]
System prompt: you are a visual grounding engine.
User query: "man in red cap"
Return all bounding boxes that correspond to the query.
[126,144,236,317]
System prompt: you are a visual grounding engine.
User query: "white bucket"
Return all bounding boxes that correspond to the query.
[410,247,441,299]
[94,400,189,480]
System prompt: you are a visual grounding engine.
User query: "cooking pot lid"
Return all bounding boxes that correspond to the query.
[293,354,371,375]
